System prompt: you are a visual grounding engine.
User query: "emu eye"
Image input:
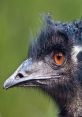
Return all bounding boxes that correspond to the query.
[54,52,65,65]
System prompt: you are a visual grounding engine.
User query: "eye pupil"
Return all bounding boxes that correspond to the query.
[57,54,62,60]
[54,52,65,65]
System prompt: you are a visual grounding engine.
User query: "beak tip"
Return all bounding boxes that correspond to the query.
[3,82,8,89]
[3,79,11,89]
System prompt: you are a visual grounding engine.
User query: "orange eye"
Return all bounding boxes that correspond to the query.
[54,52,65,65]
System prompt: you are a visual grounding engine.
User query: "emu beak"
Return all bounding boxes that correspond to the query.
[4,58,55,89]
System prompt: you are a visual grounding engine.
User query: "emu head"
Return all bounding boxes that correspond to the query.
[4,16,82,116]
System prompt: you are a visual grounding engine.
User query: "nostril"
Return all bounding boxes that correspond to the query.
[16,73,24,78]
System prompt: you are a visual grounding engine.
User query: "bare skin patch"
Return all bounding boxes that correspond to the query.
[72,46,82,63]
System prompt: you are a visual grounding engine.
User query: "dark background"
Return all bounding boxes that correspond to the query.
[0,0,82,117]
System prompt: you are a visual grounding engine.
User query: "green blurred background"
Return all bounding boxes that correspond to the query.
[0,0,82,117]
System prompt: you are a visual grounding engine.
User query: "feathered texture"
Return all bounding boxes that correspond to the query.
[29,15,82,59]
[4,15,82,117]
[28,16,82,116]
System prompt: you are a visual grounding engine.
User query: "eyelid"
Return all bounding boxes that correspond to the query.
[51,49,66,58]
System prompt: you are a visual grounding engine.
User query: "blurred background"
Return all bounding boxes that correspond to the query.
[0,0,82,117]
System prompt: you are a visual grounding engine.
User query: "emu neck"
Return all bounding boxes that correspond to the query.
[55,87,82,117]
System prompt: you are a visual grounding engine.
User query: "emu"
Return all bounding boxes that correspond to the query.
[4,16,82,117]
